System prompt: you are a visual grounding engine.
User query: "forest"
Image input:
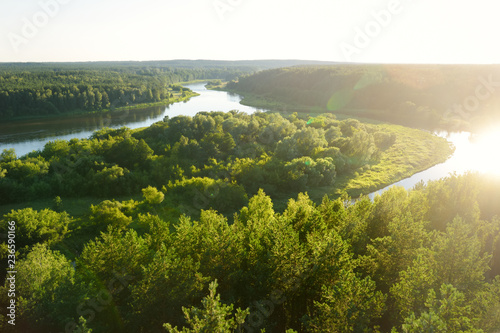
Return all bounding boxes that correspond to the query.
[1,62,499,333]
[0,111,451,207]
[0,65,231,119]
[0,60,335,120]
[226,64,500,132]
[1,168,500,332]
[2,109,497,332]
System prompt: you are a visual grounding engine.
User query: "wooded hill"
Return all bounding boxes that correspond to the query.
[227,64,500,131]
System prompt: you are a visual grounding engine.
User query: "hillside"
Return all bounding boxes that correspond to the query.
[227,64,500,131]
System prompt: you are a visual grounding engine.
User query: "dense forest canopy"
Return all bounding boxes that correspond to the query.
[1,170,500,332]
[227,64,500,131]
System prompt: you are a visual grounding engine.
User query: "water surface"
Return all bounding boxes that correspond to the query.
[369,130,500,198]
[0,83,262,157]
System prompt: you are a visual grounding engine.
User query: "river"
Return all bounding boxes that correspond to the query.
[1,82,498,196]
[0,82,261,158]
[369,130,500,198]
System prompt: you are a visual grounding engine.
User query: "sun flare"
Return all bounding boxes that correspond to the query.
[471,127,500,176]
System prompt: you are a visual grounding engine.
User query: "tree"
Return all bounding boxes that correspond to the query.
[142,185,164,205]
[89,200,133,230]
[12,244,77,330]
[424,173,481,230]
[1,155,50,183]
[339,126,378,168]
[129,244,208,331]
[390,250,439,323]
[432,217,491,290]
[53,195,63,212]
[275,127,327,160]
[1,208,71,249]
[42,139,71,159]
[305,270,385,333]
[399,284,484,333]
[366,211,431,291]
[105,136,154,169]
[0,148,16,162]
[79,227,147,298]
[92,165,130,196]
[164,280,249,333]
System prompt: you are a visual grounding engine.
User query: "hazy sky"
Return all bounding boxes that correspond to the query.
[0,0,498,63]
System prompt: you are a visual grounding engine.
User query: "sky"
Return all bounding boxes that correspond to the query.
[0,0,498,64]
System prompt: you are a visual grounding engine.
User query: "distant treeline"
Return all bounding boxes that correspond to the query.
[228,64,500,131]
[0,60,339,119]
[0,64,248,119]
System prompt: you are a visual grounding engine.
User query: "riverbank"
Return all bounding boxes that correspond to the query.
[215,83,455,200]
[269,123,455,209]
[334,125,454,198]
[0,90,199,124]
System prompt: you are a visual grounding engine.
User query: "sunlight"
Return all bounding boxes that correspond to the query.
[471,127,500,176]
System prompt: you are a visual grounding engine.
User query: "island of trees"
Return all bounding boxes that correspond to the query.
[0,111,451,206]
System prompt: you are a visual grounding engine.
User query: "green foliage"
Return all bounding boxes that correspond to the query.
[53,196,63,212]
[432,217,491,289]
[228,64,500,131]
[1,149,16,162]
[129,244,208,331]
[104,136,154,169]
[2,155,49,182]
[0,105,492,333]
[283,157,336,190]
[400,284,484,333]
[0,62,253,119]
[275,127,327,160]
[390,250,439,322]
[167,177,248,215]
[3,61,497,333]
[92,165,130,197]
[78,316,93,333]
[305,270,385,333]
[338,124,453,197]
[374,131,397,150]
[424,172,481,230]
[16,243,74,301]
[142,185,165,205]
[164,280,249,333]
[0,208,71,249]
[0,111,451,208]
[9,244,80,330]
[79,228,147,284]
[1,173,500,332]
[89,200,134,230]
